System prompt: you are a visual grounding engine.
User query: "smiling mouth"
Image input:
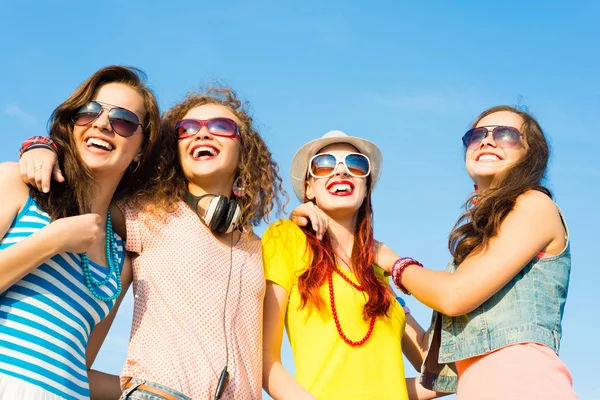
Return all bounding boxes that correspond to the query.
[191,146,219,159]
[326,182,355,196]
[477,154,501,161]
[86,137,114,151]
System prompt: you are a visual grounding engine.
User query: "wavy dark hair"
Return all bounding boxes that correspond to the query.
[32,65,161,220]
[138,86,287,226]
[449,105,552,264]
[298,176,393,319]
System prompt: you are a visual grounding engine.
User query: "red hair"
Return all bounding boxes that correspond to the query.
[297,183,393,319]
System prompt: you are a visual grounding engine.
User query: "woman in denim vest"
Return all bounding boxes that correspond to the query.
[376,106,576,399]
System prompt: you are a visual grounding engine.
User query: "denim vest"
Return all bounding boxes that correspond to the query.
[420,210,571,393]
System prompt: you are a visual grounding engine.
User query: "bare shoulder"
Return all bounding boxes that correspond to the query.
[514,189,558,219]
[513,189,564,243]
[0,162,30,226]
[0,162,30,200]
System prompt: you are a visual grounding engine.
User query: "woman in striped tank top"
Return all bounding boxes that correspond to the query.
[0,66,161,399]
[17,87,306,399]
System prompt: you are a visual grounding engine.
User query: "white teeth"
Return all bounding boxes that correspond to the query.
[329,184,352,193]
[478,154,500,161]
[192,146,218,158]
[86,137,113,150]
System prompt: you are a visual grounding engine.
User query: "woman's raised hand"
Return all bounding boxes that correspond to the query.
[20,148,64,193]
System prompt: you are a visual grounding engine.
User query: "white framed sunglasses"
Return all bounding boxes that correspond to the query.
[308,152,371,179]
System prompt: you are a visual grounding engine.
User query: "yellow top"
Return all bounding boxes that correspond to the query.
[262,220,408,400]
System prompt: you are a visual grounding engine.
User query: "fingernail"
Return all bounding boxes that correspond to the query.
[43,187,48,193]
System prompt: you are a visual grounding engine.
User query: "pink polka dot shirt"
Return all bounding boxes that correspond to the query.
[118,201,265,399]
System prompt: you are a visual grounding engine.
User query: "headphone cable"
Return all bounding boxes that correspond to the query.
[214,230,234,399]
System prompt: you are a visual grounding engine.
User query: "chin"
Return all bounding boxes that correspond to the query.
[321,202,361,215]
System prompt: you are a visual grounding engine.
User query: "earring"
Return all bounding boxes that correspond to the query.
[232,176,245,197]
[472,183,479,205]
[129,160,141,173]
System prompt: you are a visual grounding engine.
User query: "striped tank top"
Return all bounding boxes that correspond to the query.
[0,196,124,399]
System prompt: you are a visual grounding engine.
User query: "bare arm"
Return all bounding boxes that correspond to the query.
[0,162,102,293]
[0,162,49,291]
[402,313,429,372]
[401,313,448,399]
[86,253,133,400]
[406,378,450,399]
[263,282,316,400]
[378,191,564,316]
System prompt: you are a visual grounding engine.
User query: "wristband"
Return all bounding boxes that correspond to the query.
[19,136,60,158]
[391,257,423,295]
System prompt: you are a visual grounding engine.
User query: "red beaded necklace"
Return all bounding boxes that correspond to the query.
[328,265,376,347]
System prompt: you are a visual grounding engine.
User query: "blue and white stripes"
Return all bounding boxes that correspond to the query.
[0,196,124,399]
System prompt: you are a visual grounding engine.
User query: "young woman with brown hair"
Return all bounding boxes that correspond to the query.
[377,106,576,399]
[0,65,161,399]
[18,87,324,399]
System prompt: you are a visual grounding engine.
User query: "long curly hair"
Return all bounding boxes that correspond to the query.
[298,178,393,319]
[449,105,552,265]
[137,86,287,226]
[32,65,161,220]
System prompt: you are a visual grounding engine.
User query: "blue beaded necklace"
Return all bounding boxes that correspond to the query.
[79,210,122,302]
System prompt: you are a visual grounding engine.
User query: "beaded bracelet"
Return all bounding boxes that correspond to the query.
[19,136,60,158]
[391,257,423,295]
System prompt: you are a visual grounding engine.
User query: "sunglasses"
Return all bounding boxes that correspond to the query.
[71,101,142,137]
[462,125,524,150]
[174,118,240,140]
[308,152,371,179]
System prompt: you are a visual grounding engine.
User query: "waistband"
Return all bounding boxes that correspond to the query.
[120,378,191,400]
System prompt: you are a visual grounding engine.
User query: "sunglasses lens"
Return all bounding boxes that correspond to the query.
[311,154,337,177]
[72,102,102,126]
[175,120,201,139]
[494,126,522,148]
[109,108,140,137]
[345,154,370,176]
[207,118,238,137]
[463,127,487,148]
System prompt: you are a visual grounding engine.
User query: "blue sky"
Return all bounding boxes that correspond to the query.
[1,1,598,398]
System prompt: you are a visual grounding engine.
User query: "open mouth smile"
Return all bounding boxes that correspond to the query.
[190,144,220,160]
[326,180,355,196]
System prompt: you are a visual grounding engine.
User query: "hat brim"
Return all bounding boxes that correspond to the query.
[290,135,382,201]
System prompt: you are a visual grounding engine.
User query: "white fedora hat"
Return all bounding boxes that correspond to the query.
[290,130,383,201]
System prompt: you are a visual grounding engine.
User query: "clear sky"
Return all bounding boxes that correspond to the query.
[1,1,598,398]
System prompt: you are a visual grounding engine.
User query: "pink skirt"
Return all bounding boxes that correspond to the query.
[456,343,577,400]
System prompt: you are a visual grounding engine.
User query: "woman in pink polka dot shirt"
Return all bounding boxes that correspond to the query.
[18,87,321,399]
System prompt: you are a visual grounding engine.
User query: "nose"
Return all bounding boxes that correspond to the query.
[92,109,112,132]
[333,162,349,176]
[479,131,497,148]
[194,126,214,140]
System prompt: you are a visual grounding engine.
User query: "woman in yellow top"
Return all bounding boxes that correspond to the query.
[262,131,445,400]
